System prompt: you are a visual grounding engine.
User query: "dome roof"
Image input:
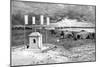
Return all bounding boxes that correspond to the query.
[28,32,41,36]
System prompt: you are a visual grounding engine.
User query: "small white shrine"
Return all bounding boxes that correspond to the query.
[28,32,43,49]
[25,14,51,50]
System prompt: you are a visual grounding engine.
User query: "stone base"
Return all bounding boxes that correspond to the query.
[28,45,40,49]
[27,43,56,53]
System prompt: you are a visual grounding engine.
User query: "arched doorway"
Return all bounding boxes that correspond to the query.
[33,39,36,43]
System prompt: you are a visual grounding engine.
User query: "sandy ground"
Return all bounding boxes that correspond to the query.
[11,43,95,66]
[11,45,69,66]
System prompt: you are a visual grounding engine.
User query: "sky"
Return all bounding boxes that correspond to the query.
[11,0,96,25]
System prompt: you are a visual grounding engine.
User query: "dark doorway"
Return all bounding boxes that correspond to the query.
[33,39,36,43]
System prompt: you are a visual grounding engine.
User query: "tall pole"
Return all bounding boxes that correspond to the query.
[40,15,44,25]
[45,29,47,43]
[47,16,50,25]
[24,15,28,46]
[46,16,50,43]
[32,16,36,32]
